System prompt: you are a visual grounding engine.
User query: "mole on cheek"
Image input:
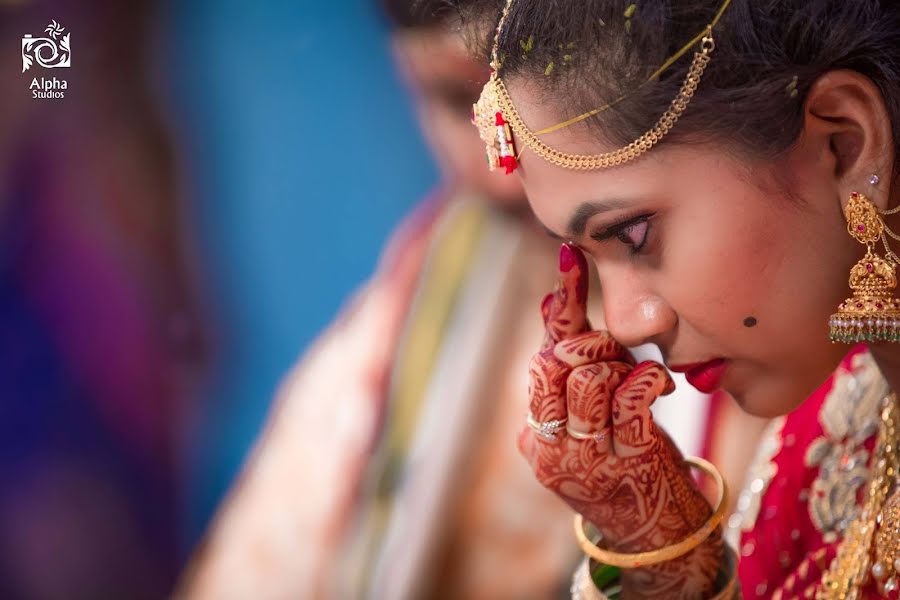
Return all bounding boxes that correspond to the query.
[743,316,758,328]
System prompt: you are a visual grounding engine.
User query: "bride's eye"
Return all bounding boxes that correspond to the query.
[615,220,650,254]
[591,213,654,255]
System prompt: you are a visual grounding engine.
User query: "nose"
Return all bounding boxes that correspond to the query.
[598,269,676,349]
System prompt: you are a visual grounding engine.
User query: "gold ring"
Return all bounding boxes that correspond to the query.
[566,425,611,443]
[526,413,567,441]
[573,456,728,568]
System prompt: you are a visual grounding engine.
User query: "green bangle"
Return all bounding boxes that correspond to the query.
[590,562,622,598]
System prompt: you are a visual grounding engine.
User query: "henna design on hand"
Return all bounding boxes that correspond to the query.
[520,244,722,599]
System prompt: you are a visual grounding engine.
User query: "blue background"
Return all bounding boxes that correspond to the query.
[167,0,438,547]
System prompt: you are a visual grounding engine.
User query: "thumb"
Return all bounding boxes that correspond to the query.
[542,243,590,350]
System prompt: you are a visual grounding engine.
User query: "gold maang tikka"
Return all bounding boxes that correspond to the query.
[830,190,900,343]
[471,0,734,173]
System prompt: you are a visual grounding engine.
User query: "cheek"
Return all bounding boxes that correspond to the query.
[662,197,835,350]
[667,197,851,413]
[661,201,788,332]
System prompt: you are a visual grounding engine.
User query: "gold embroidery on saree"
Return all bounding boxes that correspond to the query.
[804,351,887,536]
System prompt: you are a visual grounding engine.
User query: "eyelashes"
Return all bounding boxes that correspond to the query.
[590,213,654,255]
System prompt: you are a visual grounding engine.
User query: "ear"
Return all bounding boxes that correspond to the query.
[799,69,895,211]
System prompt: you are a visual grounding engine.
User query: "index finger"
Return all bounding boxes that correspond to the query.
[541,243,590,350]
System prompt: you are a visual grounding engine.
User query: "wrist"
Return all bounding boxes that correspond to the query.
[572,539,737,600]
[574,455,727,599]
[585,459,713,553]
[622,528,725,580]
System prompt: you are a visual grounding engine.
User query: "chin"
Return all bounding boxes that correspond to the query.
[728,390,785,419]
[727,374,830,419]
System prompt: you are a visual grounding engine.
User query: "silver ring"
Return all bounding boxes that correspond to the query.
[527,413,567,441]
[566,425,611,443]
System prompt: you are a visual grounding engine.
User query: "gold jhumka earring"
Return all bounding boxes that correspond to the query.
[829,188,900,343]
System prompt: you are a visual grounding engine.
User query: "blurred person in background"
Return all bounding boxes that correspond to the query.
[0,1,208,598]
[180,1,582,597]
[180,2,766,599]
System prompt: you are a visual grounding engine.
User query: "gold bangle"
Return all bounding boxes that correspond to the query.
[573,456,728,568]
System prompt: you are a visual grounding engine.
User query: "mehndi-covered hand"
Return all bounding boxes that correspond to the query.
[519,243,723,599]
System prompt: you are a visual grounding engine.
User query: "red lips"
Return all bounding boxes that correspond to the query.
[668,358,729,394]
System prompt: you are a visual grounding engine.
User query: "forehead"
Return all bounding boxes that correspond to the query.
[504,79,745,232]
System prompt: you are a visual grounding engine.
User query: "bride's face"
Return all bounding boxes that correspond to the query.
[507,83,858,417]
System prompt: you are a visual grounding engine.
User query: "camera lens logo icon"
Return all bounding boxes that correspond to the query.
[22,20,71,73]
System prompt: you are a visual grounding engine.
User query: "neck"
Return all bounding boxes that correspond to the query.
[867,343,900,393]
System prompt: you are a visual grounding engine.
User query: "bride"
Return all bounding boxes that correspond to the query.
[462,0,900,597]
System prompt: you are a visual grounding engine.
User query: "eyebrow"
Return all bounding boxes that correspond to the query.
[567,199,633,237]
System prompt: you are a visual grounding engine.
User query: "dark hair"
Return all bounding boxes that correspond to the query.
[459,0,900,172]
[379,0,472,30]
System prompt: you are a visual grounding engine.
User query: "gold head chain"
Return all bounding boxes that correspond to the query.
[472,0,733,172]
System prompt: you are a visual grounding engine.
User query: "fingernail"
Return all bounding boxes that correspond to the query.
[559,243,576,272]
